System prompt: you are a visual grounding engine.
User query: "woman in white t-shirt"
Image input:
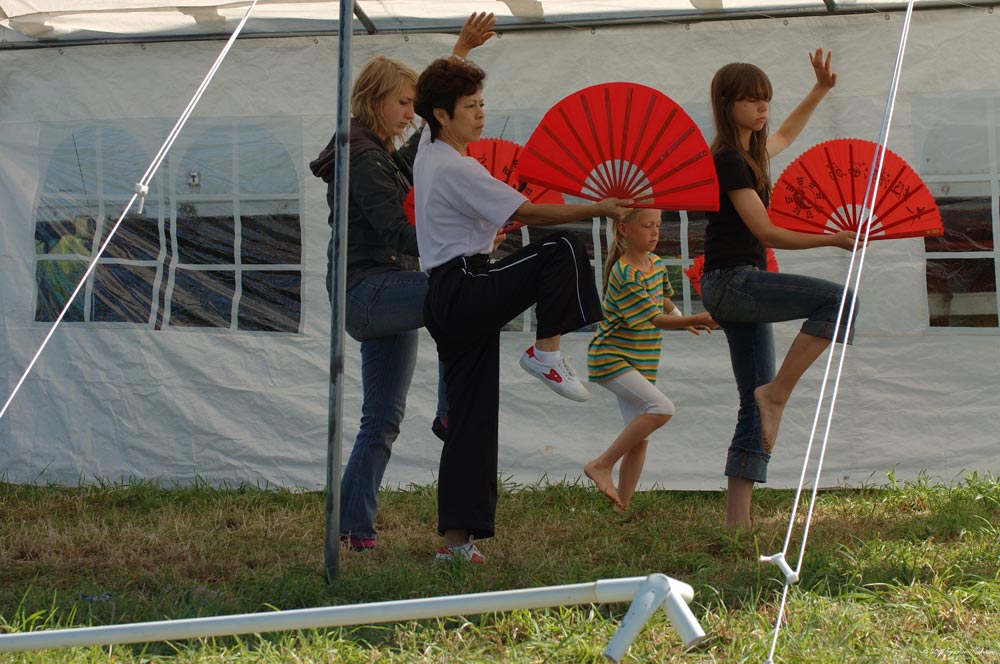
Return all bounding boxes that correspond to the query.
[413,57,631,563]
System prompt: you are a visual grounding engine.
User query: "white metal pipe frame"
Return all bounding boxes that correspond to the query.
[0,574,705,661]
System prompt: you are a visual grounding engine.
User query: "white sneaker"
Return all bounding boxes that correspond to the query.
[434,538,485,563]
[519,347,590,402]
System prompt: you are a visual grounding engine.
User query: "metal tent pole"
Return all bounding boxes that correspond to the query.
[324,0,354,583]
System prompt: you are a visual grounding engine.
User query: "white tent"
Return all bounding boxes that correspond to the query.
[3,2,987,42]
[1,1,997,491]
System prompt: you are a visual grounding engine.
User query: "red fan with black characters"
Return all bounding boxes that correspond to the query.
[404,138,563,232]
[684,249,779,297]
[517,82,719,211]
[771,138,942,240]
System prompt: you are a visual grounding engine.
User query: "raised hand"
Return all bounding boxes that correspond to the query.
[454,12,497,58]
[809,48,837,91]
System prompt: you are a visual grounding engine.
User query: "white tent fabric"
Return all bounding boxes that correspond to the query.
[0,1,987,42]
[1,7,998,490]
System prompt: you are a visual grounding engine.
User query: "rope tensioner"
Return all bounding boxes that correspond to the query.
[760,552,798,585]
[134,183,149,214]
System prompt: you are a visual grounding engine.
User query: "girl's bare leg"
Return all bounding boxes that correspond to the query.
[585,413,669,509]
[755,332,830,452]
[726,477,754,529]
[615,439,648,511]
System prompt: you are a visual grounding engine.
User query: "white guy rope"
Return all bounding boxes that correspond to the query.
[761,2,918,662]
[0,0,261,424]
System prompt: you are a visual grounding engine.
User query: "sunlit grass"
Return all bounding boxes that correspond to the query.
[1,474,998,662]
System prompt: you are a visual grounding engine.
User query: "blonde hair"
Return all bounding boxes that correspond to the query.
[351,55,419,151]
[602,208,643,293]
[709,62,774,195]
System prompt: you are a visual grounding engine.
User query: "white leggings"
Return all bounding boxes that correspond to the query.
[599,369,676,424]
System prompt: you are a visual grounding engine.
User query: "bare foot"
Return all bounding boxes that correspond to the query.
[584,462,624,509]
[754,383,785,454]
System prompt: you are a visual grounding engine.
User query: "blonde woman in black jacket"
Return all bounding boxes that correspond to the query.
[311,13,496,551]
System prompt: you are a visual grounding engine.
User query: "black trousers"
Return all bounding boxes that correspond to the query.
[424,230,603,539]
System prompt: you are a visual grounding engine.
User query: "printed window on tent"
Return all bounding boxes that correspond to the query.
[922,181,998,329]
[658,210,708,316]
[34,124,163,325]
[916,95,999,330]
[33,120,304,333]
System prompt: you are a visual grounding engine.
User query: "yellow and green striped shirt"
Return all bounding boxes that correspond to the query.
[588,254,674,383]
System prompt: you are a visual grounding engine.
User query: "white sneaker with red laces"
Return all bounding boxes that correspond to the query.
[519,346,590,402]
[435,537,485,563]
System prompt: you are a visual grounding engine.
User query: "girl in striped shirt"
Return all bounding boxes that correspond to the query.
[585,208,716,510]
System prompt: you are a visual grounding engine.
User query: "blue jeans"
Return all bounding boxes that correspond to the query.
[700,265,856,483]
[340,270,447,539]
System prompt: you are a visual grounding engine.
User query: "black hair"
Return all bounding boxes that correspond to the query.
[414,58,487,141]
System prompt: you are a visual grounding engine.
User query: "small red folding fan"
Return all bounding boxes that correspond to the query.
[403,138,563,231]
[771,138,942,240]
[467,137,522,185]
[517,82,719,211]
[684,249,779,296]
[467,138,564,232]
[403,187,416,225]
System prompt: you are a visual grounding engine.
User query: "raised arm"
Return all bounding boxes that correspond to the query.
[767,48,837,158]
[729,187,856,251]
[451,12,497,61]
[513,198,633,226]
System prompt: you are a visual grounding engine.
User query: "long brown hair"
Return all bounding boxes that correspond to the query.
[602,209,642,293]
[351,55,419,152]
[709,62,774,196]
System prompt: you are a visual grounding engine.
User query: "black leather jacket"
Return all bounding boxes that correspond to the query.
[312,119,420,293]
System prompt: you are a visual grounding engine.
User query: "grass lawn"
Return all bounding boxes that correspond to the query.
[1,474,998,662]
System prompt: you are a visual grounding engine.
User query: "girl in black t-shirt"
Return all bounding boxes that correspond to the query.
[701,50,858,529]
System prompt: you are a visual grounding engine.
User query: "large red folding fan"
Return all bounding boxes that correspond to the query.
[404,138,563,231]
[771,138,942,240]
[684,249,779,296]
[517,82,719,211]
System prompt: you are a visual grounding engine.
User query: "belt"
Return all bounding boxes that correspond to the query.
[428,253,490,277]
